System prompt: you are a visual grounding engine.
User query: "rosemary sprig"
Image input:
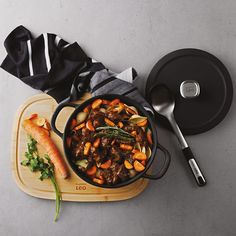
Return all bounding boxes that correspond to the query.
[96,126,134,138]
[94,132,134,141]
[95,126,135,142]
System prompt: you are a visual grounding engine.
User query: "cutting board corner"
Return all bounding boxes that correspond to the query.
[11,93,149,202]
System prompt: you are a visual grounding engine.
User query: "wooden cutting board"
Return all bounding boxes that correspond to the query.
[11,93,149,202]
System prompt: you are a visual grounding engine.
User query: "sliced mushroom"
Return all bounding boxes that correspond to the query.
[146,146,152,159]
[76,112,88,124]
[124,104,138,115]
[134,142,141,151]
[129,169,137,178]
[75,159,89,169]
[99,108,106,113]
[141,146,146,154]
[141,127,146,132]
[34,117,46,126]
[129,114,147,125]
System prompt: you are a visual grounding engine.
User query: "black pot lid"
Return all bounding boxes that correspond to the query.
[146,48,233,135]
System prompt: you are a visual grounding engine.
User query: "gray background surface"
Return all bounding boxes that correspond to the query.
[0,0,235,235]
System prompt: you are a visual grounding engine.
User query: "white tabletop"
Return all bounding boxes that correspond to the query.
[0,0,236,235]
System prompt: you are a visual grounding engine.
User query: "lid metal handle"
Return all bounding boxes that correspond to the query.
[180,80,200,99]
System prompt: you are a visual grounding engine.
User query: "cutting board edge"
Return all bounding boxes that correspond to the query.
[11,93,149,202]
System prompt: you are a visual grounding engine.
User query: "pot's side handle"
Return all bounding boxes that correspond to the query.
[51,103,77,138]
[143,143,171,180]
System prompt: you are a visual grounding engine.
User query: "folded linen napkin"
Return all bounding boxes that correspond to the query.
[1,25,153,113]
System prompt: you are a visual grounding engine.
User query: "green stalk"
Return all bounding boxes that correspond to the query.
[94,131,134,142]
[21,137,62,222]
[50,175,61,222]
[96,126,133,138]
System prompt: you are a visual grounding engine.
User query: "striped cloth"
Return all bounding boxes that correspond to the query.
[1,25,153,113]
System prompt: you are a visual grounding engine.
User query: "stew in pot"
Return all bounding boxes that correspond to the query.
[67,98,153,185]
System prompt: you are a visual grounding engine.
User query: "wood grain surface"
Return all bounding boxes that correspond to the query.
[11,93,149,202]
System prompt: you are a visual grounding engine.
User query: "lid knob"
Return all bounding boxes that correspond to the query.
[180,80,200,99]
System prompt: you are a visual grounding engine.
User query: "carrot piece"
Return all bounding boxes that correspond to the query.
[105,118,115,127]
[74,122,85,130]
[118,121,124,128]
[43,121,51,131]
[93,177,104,185]
[120,144,133,151]
[91,99,103,109]
[141,160,146,166]
[101,159,112,169]
[131,131,137,137]
[118,102,125,108]
[124,160,133,169]
[132,149,140,154]
[66,137,72,147]
[133,151,147,161]
[134,160,145,172]
[87,165,97,176]
[86,120,95,131]
[102,99,110,105]
[70,119,77,129]
[28,113,38,120]
[137,119,148,127]
[116,102,125,113]
[83,105,91,113]
[111,139,115,145]
[22,119,69,178]
[84,142,92,155]
[147,130,153,145]
[97,174,104,180]
[93,138,100,148]
[109,98,120,106]
[42,128,50,136]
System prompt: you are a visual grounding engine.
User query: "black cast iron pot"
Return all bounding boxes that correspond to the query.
[51,94,171,188]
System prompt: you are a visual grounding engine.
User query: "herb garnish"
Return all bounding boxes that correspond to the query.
[95,126,135,142]
[21,136,61,221]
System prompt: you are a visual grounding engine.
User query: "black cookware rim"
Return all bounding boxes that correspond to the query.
[145,48,233,135]
[62,94,159,188]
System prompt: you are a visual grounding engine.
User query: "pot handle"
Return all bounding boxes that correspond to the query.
[51,102,77,138]
[142,143,171,180]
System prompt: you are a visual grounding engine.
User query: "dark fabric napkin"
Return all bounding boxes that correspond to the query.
[1,25,153,113]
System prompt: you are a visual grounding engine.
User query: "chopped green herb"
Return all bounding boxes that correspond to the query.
[21,136,61,222]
